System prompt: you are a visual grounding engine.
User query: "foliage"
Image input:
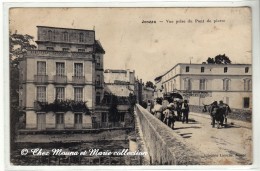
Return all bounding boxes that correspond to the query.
[205,54,231,64]
[145,81,154,89]
[10,33,36,151]
[107,95,120,123]
[35,100,91,114]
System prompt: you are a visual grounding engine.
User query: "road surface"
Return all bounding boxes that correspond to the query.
[173,112,252,165]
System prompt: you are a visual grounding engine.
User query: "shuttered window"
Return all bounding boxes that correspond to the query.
[56,87,65,100]
[74,63,83,76]
[74,87,83,101]
[37,61,46,75]
[37,86,46,102]
[56,62,65,76]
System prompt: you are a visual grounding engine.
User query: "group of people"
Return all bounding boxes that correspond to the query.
[208,100,231,129]
[148,98,190,130]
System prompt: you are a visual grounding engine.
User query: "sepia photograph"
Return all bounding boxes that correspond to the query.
[8,7,253,166]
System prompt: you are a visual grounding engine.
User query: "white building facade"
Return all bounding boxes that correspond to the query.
[159,63,252,109]
[19,26,105,130]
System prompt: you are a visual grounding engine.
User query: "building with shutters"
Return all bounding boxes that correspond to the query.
[157,63,252,109]
[19,26,105,130]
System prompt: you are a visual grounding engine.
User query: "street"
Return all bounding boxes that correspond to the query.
[173,112,252,165]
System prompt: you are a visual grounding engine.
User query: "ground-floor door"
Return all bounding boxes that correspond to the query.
[56,113,64,130]
[37,113,46,130]
[74,113,82,129]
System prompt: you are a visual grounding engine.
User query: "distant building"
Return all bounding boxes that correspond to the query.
[142,87,154,103]
[157,63,252,109]
[19,26,105,130]
[154,75,164,99]
[104,69,135,96]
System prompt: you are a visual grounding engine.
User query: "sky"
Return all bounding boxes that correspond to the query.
[9,7,252,82]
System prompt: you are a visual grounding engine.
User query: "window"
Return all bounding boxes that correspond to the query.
[78,49,85,52]
[201,67,205,73]
[96,75,101,86]
[119,112,125,122]
[244,79,252,91]
[224,67,228,73]
[74,87,83,101]
[47,30,53,40]
[56,113,64,124]
[79,33,84,42]
[96,56,100,66]
[63,32,68,42]
[186,66,189,72]
[56,87,65,100]
[223,79,230,91]
[37,86,46,102]
[37,61,46,75]
[101,113,107,122]
[56,62,65,76]
[46,47,54,51]
[96,92,101,105]
[74,63,83,76]
[243,97,250,108]
[184,78,192,91]
[199,79,206,90]
[245,67,249,73]
[62,48,69,52]
[74,113,82,124]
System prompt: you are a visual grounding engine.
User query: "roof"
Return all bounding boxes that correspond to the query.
[104,69,134,73]
[95,40,105,54]
[37,26,95,32]
[155,63,252,79]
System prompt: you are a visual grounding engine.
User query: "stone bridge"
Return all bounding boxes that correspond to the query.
[134,104,252,165]
[134,104,205,165]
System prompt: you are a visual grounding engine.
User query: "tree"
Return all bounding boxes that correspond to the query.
[9,32,36,151]
[145,81,154,89]
[204,54,232,64]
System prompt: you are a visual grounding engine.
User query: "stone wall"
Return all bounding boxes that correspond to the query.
[135,104,206,165]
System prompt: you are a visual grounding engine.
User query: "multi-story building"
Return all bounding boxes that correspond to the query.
[157,63,252,109]
[19,26,105,130]
[104,69,135,96]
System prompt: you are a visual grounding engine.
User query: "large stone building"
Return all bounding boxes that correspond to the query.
[19,26,105,130]
[156,63,252,109]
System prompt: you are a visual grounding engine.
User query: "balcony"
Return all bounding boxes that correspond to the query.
[54,75,67,84]
[72,76,85,84]
[26,50,93,59]
[34,75,48,84]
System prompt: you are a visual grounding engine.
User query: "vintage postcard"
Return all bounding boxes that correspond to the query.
[7,6,253,168]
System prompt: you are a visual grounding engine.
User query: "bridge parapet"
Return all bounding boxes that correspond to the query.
[135,104,206,165]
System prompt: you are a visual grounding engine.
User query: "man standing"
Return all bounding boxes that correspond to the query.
[218,100,231,127]
[182,100,190,124]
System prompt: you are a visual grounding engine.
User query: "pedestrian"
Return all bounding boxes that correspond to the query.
[163,105,175,129]
[210,101,219,128]
[218,100,231,127]
[176,100,182,121]
[151,98,163,121]
[181,100,190,123]
[147,100,151,112]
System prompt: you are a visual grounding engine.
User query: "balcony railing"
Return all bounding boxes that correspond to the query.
[72,76,85,84]
[34,75,48,84]
[54,75,67,84]
[26,50,93,59]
